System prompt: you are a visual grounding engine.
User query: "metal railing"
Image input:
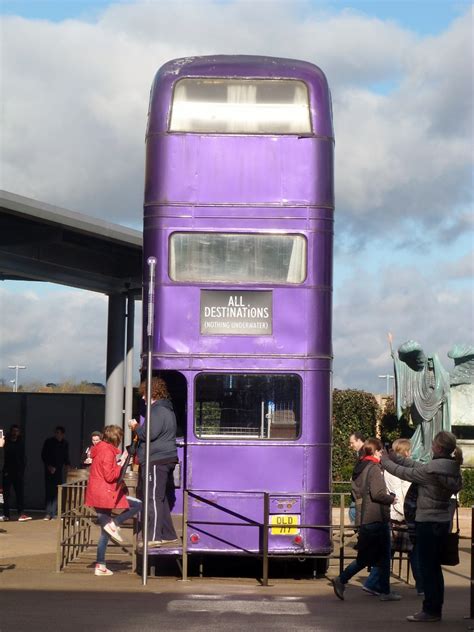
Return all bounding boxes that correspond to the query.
[55,480,96,572]
[55,475,139,572]
[181,489,355,586]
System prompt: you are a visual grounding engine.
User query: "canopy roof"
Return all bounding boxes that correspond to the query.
[0,191,142,295]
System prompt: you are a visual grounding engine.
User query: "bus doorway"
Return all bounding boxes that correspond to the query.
[153,370,187,517]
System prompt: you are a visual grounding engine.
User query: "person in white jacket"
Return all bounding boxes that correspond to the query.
[383,438,424,597]
[384,438,411,521]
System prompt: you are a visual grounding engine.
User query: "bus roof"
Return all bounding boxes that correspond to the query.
[148,55,333,138]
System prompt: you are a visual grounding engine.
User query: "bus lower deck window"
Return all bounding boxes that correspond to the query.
[169,232,306,284]
[194,373,301,440]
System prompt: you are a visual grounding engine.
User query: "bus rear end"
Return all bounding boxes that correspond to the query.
[143,56,334,560]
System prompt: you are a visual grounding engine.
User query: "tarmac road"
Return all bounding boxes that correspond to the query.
[0,514,472,632]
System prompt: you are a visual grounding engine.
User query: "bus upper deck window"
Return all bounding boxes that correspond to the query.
[169,78,311,134]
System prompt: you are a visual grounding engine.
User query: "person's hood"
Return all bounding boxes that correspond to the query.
[152,398,174,411]
[427,457,463,493]
[352,459,372,481]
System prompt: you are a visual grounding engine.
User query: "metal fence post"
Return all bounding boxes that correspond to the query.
[55,484,64,572]
[471,506,473,619]
[339,492,345,575]
[262,492,269,586]
[181,490,189,581]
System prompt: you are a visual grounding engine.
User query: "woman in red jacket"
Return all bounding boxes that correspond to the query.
[85,425,142,576]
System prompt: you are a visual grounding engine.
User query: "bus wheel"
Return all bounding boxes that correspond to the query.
[314,558,329,578]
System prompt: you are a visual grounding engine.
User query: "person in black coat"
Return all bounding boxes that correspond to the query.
[1,425,31,521]
[41,426,70,519]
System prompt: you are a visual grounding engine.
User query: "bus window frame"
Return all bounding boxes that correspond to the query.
[193,372,303,441]
[168,231,308,286]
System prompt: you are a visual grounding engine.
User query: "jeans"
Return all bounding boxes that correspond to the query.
[340,522,391,595]
[409,541,424,593]
[95,496,142,564]
[44,469,63,518]
[348,502,356,525]
[416,521,450,616]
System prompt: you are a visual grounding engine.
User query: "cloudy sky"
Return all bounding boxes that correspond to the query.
[0,0,472,393]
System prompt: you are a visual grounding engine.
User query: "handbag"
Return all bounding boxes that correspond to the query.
[439,502,460,566]
[357,524,385,566]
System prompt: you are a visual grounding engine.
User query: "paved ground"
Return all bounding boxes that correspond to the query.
[0,510,472,632]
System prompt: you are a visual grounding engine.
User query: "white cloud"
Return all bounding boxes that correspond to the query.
[0,1,472,391]
[333,262,473,390]
[2,2,471,233]
[442,251,474,280]
[1,286,108,383]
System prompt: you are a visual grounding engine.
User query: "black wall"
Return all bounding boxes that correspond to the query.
[0,392,105,509]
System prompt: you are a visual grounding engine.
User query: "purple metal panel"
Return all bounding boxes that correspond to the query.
[186,491,330,554]
[188,444,304,490]
[149,285,331,358]
[145,136,334,207]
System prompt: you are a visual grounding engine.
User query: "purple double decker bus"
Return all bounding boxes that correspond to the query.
[143,55,334,568]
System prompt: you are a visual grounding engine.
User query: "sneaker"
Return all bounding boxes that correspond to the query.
[332,577,345,601]
[94,564,113,577]
[18,515,32,522]
[407,611,441,623]
[43,515,51,521]
[160,538,179,545]
[362,585,381,596]
[0,516,10,522]
[103,521,123,544]
[148,540,164,547]
[380,592,402,601]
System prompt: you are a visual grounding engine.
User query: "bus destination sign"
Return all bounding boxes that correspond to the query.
[200,290,272,335]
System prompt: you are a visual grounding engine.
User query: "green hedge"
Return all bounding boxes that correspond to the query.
[460,468,474,507]
[332,388,378,482]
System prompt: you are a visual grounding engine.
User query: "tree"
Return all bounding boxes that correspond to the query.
[379,396,414,446]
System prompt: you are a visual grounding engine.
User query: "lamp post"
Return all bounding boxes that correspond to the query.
[9,379,16,391]
[8,365,26,392]
[378,374,394,396]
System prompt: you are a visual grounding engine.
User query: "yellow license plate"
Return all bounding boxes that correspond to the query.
[270,514,300,535]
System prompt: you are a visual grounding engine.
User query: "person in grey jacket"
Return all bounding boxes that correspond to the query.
[332,438,400,602]
[129,377,178,547]
[381,430,463,623]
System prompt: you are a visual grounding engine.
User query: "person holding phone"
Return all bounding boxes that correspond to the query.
[82,431,103,466]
